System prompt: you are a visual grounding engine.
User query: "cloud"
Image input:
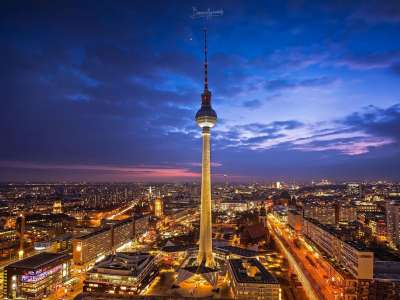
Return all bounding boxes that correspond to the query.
[242,99,262,109]
[215,120,304,149]
[293,136,394,156]
[264,76,337,92]
[336,50,400,70]
[343,103,400,142]
[392,63,400,76]
[213,103,400,157]
[351,0,400,24]
[0,161,199,181]
[183,162,223,168]
[290,103,400,156]
[1,1,400,181]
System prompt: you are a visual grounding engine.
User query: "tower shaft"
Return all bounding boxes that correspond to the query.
[197,127,215,267]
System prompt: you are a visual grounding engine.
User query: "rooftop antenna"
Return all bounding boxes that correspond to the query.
[191,7,223,92]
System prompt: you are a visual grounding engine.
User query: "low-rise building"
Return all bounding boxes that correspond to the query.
[217,200,249,212]
[83,252,158,297]
[227,258,281,300]
[3,252,70,300]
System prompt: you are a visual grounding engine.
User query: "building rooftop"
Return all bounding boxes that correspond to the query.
[77,226,111,240]
[215,245,258,258]
[229,258,278,284]
[162,244,196,253]
[88,252,154,277]
[6,252,69,270]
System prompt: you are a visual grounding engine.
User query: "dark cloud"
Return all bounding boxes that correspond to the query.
[392,63,400,76]
[351,0,400,24]
[242,99,262,109]
[265,76,337,92]
[343,103,400,143]
[336,50,400,70]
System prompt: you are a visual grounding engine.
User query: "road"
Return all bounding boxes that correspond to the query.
[268,215,325,300]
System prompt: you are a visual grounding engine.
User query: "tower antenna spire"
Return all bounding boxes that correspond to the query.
[191,7,223,94]
[204,28,208,91]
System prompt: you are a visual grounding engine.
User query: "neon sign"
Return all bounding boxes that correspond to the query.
[21,265,62,283]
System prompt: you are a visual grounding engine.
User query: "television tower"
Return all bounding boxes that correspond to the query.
[193,7,222,268]
[176,8,223,287]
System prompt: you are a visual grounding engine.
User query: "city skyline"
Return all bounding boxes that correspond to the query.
[1,1,400,182]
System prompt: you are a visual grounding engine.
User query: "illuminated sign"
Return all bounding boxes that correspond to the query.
[21,265,62,283]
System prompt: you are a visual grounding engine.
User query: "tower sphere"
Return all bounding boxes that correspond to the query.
[195,90,217,128]
[195,106,217,128]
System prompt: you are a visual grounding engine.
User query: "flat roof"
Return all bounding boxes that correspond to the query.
[216,245,258,258]
[88,252,154,277]
[162,244,196,253]
[77,226,111,240]
[6,252,68,270]
[229,258,278,285]
[304,217,370,251]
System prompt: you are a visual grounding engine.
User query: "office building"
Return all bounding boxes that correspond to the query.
[53,198,62,214]
[287,210,302,232]
[302,218,374,280]
[134,215,149,240]
[227,258,281,299]
[83,252,158,297]
[154,197,163,218]
[3,252,70,299]
[73,226,113,266]
[112,217,134,250]
[73,217,146,266]
[217,200,248,212]
[303,204,335,225]
[386,200,400,248]
[338,205,357,224]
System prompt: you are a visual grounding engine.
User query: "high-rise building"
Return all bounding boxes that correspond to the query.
[303,204,336,225]
[73,227,113,266]
[386,200,400,248]
[53,198,62,214]
[17,213,25,259]
[302,218,374,280]
[154,197,163,218]
[72,217,138,266]
[338,205,357,224]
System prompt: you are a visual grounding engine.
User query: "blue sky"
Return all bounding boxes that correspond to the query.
[0,0,399,182]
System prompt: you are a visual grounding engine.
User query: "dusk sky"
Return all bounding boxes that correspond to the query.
[1,1,400,182]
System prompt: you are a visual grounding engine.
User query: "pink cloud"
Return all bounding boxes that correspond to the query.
[294,137,394,156]
[184,162,223,167]
[0,161,200,180]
